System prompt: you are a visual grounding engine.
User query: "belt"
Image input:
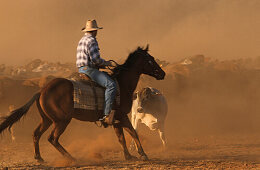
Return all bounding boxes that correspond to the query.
[79,65,99,70]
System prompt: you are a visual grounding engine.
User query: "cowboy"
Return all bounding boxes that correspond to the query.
[76,20,117,126]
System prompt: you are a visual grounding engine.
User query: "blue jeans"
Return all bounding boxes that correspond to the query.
[78,66,117,116]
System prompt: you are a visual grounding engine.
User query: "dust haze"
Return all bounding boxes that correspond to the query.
[1,0,260,169]
[0,0,260,65]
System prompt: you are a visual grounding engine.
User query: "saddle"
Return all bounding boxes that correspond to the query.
[70,72,104,88]
[69,72,120,112]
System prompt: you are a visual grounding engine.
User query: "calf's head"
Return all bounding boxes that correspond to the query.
[133,87,161,113]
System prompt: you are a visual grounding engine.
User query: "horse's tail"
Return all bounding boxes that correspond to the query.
[0,92,41,134]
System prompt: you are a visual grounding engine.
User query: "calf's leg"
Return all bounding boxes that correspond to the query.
[130,114,139,151]
[158,124,167,150]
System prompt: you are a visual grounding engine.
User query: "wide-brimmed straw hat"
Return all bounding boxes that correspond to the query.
[81,19,103,32]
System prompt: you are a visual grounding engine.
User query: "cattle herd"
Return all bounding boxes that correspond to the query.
[1,56,260,169]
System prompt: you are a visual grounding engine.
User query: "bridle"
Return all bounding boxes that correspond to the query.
[140,52,162,78]
[106,60,128,79]
[106,60,120,70]
[106,51,162,78]
[106,60,128,71]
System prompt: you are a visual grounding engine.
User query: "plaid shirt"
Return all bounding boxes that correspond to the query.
[76,33,106,68]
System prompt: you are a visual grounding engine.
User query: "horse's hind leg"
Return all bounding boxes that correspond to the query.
[33,100,52,162]
[48,119,74,161]
[121,115,148,161]
[33,119,52,162]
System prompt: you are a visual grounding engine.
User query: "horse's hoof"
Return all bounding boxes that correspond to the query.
[35,156,45,163]
[129,155,138,161]
[125,154,138,161]
[64,157,77,165]
[140,155,149,161]
[68,157,77,163]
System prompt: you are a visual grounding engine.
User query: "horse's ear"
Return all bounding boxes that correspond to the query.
[145,44,149,51]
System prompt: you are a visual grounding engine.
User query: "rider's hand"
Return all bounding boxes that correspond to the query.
[105,60,112,66]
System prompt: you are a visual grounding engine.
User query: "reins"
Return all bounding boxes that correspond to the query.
[106,60,129,79]
[106,60,128,71]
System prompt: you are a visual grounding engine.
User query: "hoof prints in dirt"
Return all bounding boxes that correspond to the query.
[1,160,259,169]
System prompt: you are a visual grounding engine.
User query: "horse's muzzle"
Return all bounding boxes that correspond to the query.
[155,71,165,80]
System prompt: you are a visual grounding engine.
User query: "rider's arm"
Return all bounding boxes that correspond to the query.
[88,39,109,67]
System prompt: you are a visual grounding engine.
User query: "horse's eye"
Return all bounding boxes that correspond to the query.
[148,60,153,65]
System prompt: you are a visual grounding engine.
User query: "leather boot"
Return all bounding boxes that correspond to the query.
[103,110,116,125]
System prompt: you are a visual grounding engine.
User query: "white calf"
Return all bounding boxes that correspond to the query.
[131,87,168,150]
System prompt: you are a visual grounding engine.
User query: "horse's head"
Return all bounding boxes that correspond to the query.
[112,45,165,80]
[134,45,165,80]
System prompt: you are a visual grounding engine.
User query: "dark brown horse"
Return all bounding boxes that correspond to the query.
[0,45,165,162]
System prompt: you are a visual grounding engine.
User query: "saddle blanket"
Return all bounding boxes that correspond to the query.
[70,80,120,110]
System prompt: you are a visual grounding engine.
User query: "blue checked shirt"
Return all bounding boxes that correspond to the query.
[76,33,106,68]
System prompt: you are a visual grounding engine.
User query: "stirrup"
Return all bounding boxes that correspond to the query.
[99,115,107,121]
[98,116,108,128]
[104,111,115,125]
[100,120,109,128]
[99,118,120,128]
[100,112,120,126]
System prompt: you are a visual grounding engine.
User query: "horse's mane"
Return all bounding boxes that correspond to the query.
[111,46,148,77]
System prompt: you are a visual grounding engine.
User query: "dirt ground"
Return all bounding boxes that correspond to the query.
[1,78,260,169]
[1,1,260,168]
[1,119,260,169]
[1,136,260,169]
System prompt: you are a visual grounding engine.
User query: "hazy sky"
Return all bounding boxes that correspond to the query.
[0,0,259,65]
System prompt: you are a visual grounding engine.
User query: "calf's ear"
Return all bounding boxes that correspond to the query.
[132,92,138,100]
[144,87,152,97]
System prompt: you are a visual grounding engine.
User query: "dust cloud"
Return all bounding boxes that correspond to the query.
[1,0,260,168]
[0,0,259,65]
[1,54,260,167]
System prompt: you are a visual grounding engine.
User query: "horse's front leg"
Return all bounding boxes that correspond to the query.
[121,115,148,161]
[113,123,137,161]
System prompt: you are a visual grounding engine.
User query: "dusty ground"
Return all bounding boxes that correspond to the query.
[1,132,260,169]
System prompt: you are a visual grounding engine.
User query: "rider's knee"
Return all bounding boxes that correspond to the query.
[107,80,117,90]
